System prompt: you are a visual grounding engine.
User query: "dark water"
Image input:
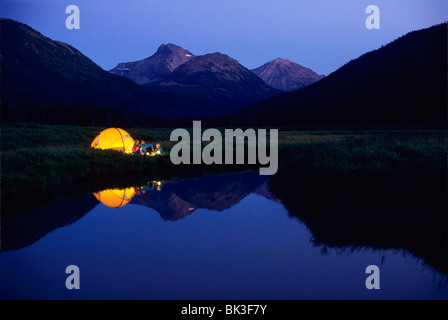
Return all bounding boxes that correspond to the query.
[1,171,447,300]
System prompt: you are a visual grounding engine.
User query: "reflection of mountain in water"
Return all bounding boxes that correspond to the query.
[269,168,448,276]
[1,172,279,251]
[131,172,272,221]
[3,168,447,280]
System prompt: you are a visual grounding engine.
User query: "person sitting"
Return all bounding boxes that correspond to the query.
[138,146,144,155]
[140,140,154,155]
[153,143,164,155]
[132,140,140,154]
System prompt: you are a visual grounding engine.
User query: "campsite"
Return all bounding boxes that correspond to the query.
[2,122,446,208]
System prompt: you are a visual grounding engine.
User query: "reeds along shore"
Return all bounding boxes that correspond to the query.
[1,122,447,201]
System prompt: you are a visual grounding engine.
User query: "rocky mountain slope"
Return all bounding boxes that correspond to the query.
[251,58,324,92]
[109,43,195,84]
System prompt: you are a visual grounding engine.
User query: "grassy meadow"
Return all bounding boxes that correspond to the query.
[1,122,447,204]
[277,130,447,172]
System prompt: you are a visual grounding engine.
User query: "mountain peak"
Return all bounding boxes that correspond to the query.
[109,43,194,84]
[251,58,324,92]
[190,52,238,65]
[168,52,259,86]
[156,43,191,55]
[273,57,291,63]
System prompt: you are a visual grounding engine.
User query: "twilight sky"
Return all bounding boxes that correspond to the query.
[1,0,447,75]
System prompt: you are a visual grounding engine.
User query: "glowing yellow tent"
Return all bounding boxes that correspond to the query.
[91,128,135,154]
[93,187,136,208]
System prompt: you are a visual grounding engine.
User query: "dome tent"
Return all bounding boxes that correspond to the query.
[91,128,135,154]
[93,187,136,208]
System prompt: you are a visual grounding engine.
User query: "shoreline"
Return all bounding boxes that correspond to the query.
[2,123,447,209]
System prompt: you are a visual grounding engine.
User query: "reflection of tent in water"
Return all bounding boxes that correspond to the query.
[91,128,135,154]
[93,188,135,208]
[93,182,163,208]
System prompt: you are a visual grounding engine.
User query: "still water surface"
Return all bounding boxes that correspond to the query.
[1,172,447,299]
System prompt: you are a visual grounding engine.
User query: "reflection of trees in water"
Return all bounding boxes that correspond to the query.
[4,166,447,286]
[269,166,448,279]
[318,244,448,289]
[1,193,98,251]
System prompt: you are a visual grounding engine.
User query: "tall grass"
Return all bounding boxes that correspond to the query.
[0,123,254,199]
[278,131,448,174]
[1,123,447,200]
